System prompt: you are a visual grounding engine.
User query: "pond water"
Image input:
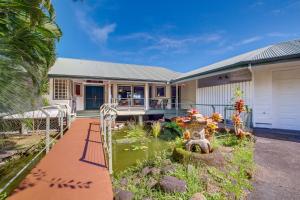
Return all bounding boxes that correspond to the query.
[112,130,170,173]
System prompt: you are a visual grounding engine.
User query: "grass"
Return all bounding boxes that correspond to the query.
[151,122,161,138]
[113,133,255,200]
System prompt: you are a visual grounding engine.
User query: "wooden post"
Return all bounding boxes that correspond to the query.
[145,83,149,110]
[108,81,111,106]
[176,84,179,116]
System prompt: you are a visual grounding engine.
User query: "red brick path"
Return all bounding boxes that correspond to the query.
[9,118,113,200]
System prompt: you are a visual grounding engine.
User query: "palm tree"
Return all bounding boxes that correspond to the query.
[0,0,62,115]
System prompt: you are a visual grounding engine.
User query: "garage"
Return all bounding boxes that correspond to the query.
[272,68,300,130]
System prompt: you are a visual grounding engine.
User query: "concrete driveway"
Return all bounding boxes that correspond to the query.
[249,134,300,200]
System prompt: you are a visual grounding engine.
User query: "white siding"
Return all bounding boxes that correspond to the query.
[253,61,300,129]
[196,81,253,118]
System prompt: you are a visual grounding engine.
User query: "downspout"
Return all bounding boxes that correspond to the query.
[248,63,254,129]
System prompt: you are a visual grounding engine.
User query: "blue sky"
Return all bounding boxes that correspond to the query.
[53,0,300,72]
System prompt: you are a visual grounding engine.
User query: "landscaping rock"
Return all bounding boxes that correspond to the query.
[193,149,226,168]
[162,164,176,174]
[120,178,128,187]
[141,166,151,176]
[114,190,134,200]
[146,177,158,189]
[159,176,187,193]
[190,193,207,200]
[206,181,220,194]
[150,167,161,176]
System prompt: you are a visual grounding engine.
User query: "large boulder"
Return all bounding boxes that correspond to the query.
[159,176,187,193]
[114,190,134,200]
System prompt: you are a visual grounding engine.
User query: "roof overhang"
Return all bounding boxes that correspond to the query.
[48,74,169,84]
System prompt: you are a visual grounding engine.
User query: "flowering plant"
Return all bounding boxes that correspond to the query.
[211,112,223,123]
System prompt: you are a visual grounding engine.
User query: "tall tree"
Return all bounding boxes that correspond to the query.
[0,0,62,114]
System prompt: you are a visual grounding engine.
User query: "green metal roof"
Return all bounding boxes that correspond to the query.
[49,39,300,83]
[172,39,300,82]
[48,58,181,82]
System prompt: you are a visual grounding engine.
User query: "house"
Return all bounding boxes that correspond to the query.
[48,39,300,130]
[47,58,188,120]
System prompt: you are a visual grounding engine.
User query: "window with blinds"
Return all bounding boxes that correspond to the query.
[54,79,69,100]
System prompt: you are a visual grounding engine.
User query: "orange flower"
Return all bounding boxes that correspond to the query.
[183,130,191,140]
[211,112,223,122]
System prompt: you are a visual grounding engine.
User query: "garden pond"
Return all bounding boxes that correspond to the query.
[112,128,170,173]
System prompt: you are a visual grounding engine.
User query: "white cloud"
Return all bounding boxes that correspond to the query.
[121,33,223,52]
[76,10,116,44]
[238,36,263,45]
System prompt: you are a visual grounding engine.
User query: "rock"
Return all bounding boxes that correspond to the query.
[159,176,187,193]
[190,193,207,200]
[120,178,128,187]
[193,150,226,168]
[206,181,220,194]
[150,167,161,176]
[162,164,176,174]
[141,167,151,176]
[146,177,158,189]
[114,190,134,200]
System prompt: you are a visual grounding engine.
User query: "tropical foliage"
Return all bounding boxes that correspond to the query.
[0,0,61,114]
[159,122,183,141]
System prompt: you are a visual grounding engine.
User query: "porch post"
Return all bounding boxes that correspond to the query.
[108,81,111,106]
[176,84,179,111]
[145,83,149,110]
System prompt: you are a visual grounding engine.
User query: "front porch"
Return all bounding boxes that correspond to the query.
[48,78,194,117]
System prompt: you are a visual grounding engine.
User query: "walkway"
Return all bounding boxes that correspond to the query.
[9,118,113,200]
[249,136,300,200]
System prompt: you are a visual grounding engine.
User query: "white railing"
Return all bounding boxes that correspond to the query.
[0,104,72,195]
[99,103,118,174]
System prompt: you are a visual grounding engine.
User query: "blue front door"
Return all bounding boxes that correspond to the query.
[85,86,104,110]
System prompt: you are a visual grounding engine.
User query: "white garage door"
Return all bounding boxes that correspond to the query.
[273,68,300,130]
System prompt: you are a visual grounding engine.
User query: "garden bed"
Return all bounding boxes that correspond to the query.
[113,133,255,200]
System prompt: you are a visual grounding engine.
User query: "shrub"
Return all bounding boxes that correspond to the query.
[159,122,183,141]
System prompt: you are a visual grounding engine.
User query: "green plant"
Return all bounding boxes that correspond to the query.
[124,123,146,139]
[151,121,161,138]
[0,0,62,115]
[160,122,183,141]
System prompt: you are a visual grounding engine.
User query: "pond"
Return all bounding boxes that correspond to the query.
[112,129,170,173]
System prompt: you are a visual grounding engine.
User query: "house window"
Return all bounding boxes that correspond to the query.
[75,84,81,96]
[54,79,69,100]
[156,86,166,97]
